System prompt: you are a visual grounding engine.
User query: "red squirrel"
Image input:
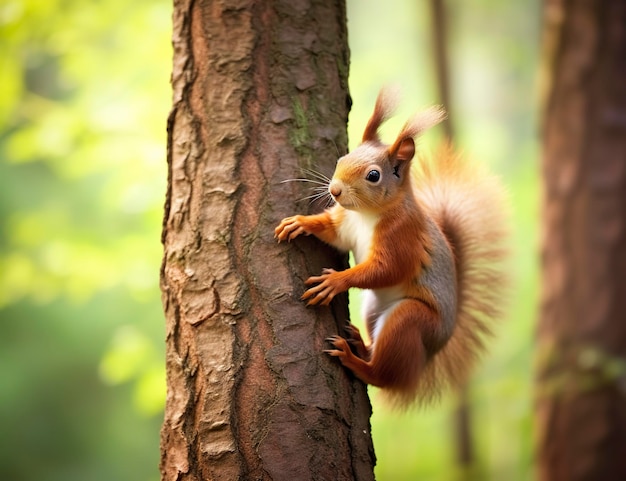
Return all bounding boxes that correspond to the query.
[275,88,509,407]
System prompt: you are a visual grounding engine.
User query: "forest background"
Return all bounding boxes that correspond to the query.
[0,0,539,480]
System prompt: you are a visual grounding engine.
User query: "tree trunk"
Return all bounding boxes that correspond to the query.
[538,0,626,480]
[159,1,375,480]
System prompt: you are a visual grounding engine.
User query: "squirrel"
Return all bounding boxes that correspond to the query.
[274,88,509,407]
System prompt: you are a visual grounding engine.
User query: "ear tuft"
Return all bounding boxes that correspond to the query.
[388,106,446,160]
[403,106,447,138]
[361,86,401,143]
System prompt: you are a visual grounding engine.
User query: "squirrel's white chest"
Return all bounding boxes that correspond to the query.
[335,209,380,263]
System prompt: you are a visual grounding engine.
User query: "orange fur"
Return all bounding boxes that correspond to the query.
[327,299,432,393]
[333,197,430,289]
[275,88,509,407]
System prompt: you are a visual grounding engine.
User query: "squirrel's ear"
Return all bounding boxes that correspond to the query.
[390,137,415,163]
[388,106,445,164]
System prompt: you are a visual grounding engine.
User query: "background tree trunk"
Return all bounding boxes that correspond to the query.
[538,0,626,480]
[159,1,375,480]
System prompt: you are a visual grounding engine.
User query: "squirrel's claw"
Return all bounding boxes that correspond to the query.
[324,335,350,358]
[274,215,310,243]
[304,268,337,285]
[302,269,344,306]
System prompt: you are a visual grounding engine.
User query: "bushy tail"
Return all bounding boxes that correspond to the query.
[409,145,510,405]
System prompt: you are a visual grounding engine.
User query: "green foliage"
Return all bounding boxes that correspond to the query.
[0,0,170,479]
[0,0,540,479]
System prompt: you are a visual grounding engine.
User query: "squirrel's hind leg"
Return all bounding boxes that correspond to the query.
[326,299,434,394]
[344,323,370,360]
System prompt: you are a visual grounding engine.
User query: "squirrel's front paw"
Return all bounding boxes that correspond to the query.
[301,268,347,306]
[274,215,308,242]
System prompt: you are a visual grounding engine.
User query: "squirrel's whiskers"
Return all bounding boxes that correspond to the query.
[281,166,335,207]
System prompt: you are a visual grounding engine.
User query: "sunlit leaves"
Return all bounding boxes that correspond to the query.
[100,325,165,416]
[0,0,170,304]
[0,5,171,480]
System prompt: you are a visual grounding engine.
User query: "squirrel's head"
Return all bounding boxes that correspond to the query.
[329,88,445,212]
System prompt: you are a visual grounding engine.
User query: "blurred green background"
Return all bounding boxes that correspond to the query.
[0,0,539,480]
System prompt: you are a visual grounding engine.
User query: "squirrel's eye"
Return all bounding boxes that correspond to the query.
[365,170,381,183]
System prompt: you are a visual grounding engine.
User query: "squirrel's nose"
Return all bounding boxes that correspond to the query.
[329,181,342,198]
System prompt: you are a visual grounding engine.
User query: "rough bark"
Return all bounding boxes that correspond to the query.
[159,1,375,480]
[538,0,626,480]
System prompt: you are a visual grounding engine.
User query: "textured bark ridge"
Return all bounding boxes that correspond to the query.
[160,1,374,480]
[538,1,626,480]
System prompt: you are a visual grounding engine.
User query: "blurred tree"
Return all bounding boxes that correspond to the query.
[538,0,626,480]
[159,0,374,479]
